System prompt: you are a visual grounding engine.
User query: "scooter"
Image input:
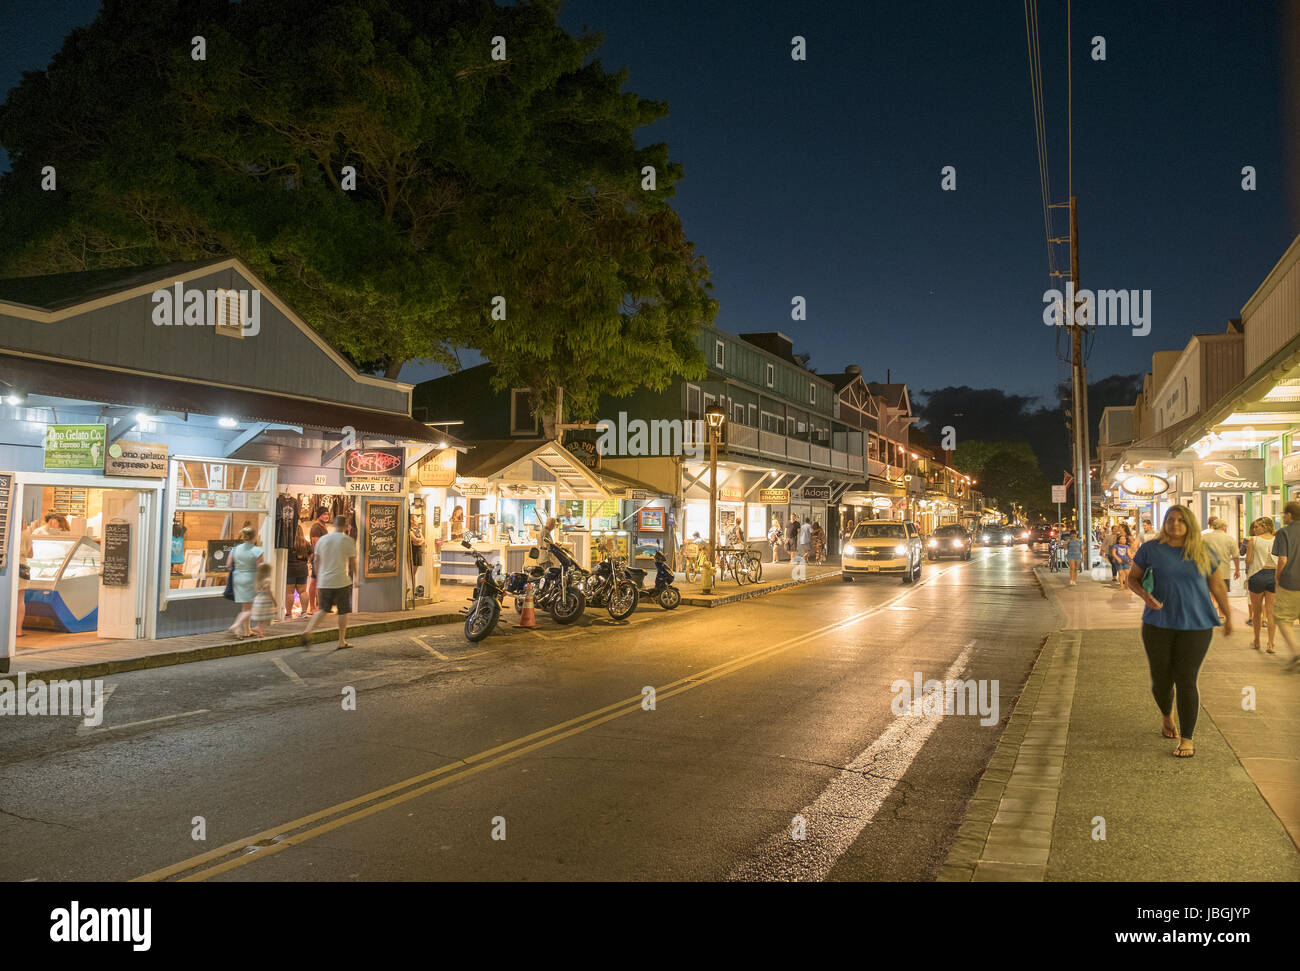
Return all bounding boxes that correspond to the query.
[628,550,681,609]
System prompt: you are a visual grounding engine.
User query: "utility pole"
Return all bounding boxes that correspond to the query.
[1069,196,1093,567]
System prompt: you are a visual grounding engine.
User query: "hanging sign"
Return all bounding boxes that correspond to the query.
[1283,452,1300,483]
[105,441,168,478]
[719,485,744,502]
[345,448,404,479]
[44,424,106,470]
[416,447,458,487]
[345,478,402,494]
[758,488,790,504]
[1192,459,1264,491]
[802,486,831,500]
[626,489,651,501]
[1119,473,1169,498]
[455,480,489,498]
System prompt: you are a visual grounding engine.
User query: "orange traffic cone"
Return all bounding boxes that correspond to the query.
[519,583,537,629]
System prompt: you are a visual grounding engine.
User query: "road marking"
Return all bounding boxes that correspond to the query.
[410,636,449,660]
[135,564,961,882]
[728,642,977,882]
[272,657,307,687]
[84,709,210,734]
[74,683,118,733]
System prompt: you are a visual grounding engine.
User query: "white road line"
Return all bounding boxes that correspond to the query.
[272,657,307,687]
[410,636,449,660]
[81,709,210,734]
[728,642,976,882]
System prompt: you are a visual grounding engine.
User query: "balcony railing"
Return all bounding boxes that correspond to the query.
[723,427,863,477]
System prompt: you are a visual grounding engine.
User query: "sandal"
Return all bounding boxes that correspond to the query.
[1173,740,1195,758]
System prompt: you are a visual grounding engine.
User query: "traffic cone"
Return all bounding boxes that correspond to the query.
[519,583,537,629]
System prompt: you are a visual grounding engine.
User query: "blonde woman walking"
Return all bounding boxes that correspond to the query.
[1244,516,1277,652]
[1127,505,1232,758]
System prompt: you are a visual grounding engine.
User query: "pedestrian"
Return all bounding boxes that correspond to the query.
[811,521,826,563]
[306,507,331,613]
[1244,516,1277,652]
[301,516,358,650]
[1127,505,1231,758]
[449,505,465,541]
[1066,530,1081,585]
[226,526,264,638]
[250,562,278,637]
[16,522,33,637]
[285,526,310,619]
[536,516,560,568]
[768,516,784,563]
[1111,524,1134,590]
[786,516,799,556]
[1202,517,1239,621]
[1269,501,1300,667]
[798,517,813,561]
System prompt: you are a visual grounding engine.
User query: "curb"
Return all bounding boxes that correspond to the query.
[0,611,463,685]
[677,569,843,607]
[937,631,1059,882]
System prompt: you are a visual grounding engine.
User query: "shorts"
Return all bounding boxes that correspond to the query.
[318,585,352,614]
[1273,585,1300,623]
[287,564,308,586]
[1248,569,1276,595]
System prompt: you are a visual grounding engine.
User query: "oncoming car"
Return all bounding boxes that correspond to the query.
[842,520,923,583]
[926,524,972,561]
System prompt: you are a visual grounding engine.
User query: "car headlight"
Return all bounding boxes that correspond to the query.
[894,544,908,555]
[952,539,963,548]
[843,545,856,556]
[981,534,989,541]
[928,538,938,547]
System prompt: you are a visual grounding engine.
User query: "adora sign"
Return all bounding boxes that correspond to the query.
[1119,473,1169,498]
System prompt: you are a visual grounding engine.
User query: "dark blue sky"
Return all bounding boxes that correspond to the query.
[3,0,1295,405]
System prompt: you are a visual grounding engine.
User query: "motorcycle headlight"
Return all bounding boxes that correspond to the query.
[894,544,908,555]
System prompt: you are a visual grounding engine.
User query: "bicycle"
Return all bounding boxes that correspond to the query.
[716,545,748,585]
[679,542,703,583]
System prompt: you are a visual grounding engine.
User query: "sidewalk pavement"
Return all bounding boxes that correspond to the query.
[942,566,1300,882]
[3,557,842,682]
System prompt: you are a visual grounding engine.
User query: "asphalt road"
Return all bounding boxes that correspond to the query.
[0,545,1059,882]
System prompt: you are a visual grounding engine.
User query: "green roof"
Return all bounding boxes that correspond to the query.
[0,260,226,311]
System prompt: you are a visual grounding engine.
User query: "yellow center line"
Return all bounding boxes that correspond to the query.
[135,564,960,882]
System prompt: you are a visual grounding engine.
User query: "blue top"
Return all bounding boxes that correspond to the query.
[1131,540,1220,630]
[230,542,264,603]
[1066,539,1081,558]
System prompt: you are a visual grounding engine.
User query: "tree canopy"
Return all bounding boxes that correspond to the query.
[0,0,714,417]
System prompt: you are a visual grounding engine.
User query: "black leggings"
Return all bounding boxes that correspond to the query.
[1140,624,1213,738]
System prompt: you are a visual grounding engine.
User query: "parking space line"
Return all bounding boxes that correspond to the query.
[272,657,307,687]
[410,636,449,660]
[84,709,210,734]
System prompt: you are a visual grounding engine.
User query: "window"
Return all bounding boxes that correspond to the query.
[748,403,757,426]
[510,390,537,436]
[809,384,816,405]
[714,340,725,369]
[686,384,702,420]
[733,403,745,425]
[168,459,275,598]
[766,363,775,388]
[214,289,246,339]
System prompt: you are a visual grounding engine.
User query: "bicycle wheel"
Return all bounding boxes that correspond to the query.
[747,552,763,583]
[685,556,699,583]
[733,555,750,585]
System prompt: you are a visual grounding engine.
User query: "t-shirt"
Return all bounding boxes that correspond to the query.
[1271,522,1300,590]
[274,494,300,549]
[313,531,356,589]
[1202,530,1236,581]
[1131,540,1220,630]
[799,523,813,545]
[1112,541,1130,562]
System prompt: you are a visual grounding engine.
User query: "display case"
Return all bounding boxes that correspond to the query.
[23,535,103,633]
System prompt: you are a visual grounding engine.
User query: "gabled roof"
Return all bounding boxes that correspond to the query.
[456,438,609,500]
[0,260,227,311]
[867,382,912,414]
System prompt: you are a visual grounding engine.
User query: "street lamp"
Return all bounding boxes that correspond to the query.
[704,404,726,594]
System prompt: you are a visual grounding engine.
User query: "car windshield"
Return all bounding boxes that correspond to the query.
[852,523,905,540]
[935,526,964,536]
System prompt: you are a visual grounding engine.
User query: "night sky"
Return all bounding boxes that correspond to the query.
[2,0,1296,405]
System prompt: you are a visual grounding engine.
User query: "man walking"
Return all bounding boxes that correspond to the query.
[798,517,813,561]
[1270,502,1300,667]
[1203,517,1239,612]
[301,516,357,650]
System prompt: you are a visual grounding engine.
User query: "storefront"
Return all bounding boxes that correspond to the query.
[0,258,455,670]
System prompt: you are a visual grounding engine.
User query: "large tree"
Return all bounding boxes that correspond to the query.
[0,0,713,417]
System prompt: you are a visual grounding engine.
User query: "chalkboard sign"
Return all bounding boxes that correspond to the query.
[102,520,131,587]
[364,501,400,578]
[0,472,12,571]
[206,539,242,575]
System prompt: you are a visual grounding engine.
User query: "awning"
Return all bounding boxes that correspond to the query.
[456,438,609,501]
[1,353,452,444]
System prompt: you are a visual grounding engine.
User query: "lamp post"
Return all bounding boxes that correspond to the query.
[704,404,726,594]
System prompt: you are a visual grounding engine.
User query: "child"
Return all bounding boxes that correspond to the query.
[1066,531,1082,585]
[250,562,278,637]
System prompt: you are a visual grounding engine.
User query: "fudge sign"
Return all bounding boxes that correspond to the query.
[344,448,404,478]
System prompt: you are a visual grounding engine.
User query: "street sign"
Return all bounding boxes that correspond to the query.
[1051,485,1067,503]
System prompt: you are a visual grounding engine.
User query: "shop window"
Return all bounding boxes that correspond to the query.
[168,459,275,597]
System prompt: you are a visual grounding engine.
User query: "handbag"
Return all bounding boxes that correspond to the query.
[1141,567,1155,595]
[19,563,30,581]
[223,568,236,601]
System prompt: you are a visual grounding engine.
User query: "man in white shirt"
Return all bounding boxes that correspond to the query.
[301,516,357,650]
[1202,518,1239,618]
[798,519,813,560]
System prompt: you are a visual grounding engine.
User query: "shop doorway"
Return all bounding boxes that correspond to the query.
[1206,493,1243,545]
[16,483,152,653]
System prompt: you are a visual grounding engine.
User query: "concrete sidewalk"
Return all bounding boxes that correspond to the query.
[942,566,1300,881]
[671,556,841,605]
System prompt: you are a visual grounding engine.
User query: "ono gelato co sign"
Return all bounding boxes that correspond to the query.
[44,425,106,470]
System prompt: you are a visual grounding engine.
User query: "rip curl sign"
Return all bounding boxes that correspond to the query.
[1192,459,1264,491]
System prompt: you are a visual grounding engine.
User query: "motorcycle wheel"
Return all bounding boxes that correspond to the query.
[606,579,639,621]
[550,586,586,625]
[658,585,681,610]
[464,596,500,643]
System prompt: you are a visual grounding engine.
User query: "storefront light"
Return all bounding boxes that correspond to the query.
[4,392,23,406]
[437,441,449,449]
[218,417,238,428]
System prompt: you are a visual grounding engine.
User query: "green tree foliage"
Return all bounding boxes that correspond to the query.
[0,0,714,408]
[953,439,1053,517]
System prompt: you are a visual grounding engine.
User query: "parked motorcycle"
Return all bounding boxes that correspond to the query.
[462,541,506,642]
[508,539,587,624]
[642,550,681,609]
[583,553,640,621]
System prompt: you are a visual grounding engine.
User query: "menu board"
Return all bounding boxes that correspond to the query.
[364,501,400,578]
[102,521,131,587]
[0,472,11,571]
